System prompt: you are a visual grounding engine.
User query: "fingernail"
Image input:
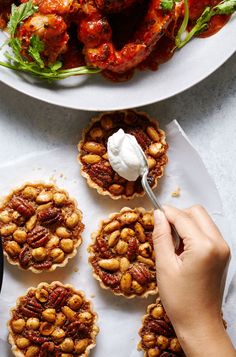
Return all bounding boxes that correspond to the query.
[154,209,165,223]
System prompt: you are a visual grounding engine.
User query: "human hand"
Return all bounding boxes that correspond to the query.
[153,205,235,356]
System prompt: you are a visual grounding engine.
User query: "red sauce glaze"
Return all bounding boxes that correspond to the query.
[189,0,231,37]
[0,0,233,81]
[0,0,16,29]
[198,14,230,37]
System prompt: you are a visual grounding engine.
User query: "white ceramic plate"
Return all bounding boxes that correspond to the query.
[0,16,236,111]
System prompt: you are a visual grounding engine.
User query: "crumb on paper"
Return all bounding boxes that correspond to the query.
[74,267,79,272]
[60,173,64,178]
[49,175,57,184]
[171,187,181,198]
[90,294,95,299]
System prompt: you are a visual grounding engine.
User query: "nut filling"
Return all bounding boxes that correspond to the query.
[138,298,185,357]
[78,110,168,199]
[88,207,157,298]
[1,183,84,272]
[8,282,99,357]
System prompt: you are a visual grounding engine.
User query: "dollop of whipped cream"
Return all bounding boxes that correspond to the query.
[107,129,146,181]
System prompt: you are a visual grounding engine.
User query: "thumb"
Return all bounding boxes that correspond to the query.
[153,210,176,266]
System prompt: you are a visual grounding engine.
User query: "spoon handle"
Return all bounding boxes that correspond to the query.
[141,172,180,250]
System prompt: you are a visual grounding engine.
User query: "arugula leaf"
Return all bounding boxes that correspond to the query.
[28,35,45,68]
[161,0,175,11]
[0,58,102,79]
[0,2,101,80]
[160,0,181,11]
[7,0,38,37]
[215,0,236,15]
[0,36,101,80]
[176,0,236,48]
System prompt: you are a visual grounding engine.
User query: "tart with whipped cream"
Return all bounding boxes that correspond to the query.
[138,298,185,357]
[88,207,157,298]
[78,110,168,199]
[8,281,99,357]
[0,182,84,273]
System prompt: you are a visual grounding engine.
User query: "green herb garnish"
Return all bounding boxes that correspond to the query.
[176,0,236,49]
[0,0,101,80]
[160,0,181,11]
[7,0,38,36]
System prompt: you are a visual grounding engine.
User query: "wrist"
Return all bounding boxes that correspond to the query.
[174,317,235,357]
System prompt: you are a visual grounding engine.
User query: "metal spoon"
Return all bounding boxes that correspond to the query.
[129,137,181,250]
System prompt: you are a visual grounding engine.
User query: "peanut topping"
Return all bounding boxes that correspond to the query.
[52,327,66,340]
[60,239,74,253]
[78,110,168,199]
[26,317,40,330]
[50,248,65,263]
[5,241,21,257]
[98,258,120,271]
[82,154,101,164]
[42,308,56,322]
[11,319,25,333]
[16,337,30,349]
[67,295,83,310]
[108,230,120,247]
[40,322,55,336]
[66,213,79,228]
[89,207,156,297]
[138,298,184,356]
[74,339,89,354]
[1,183,84,272]
[32,247,47,261]
[13,229,27,244]
[60,338,74,353]
[36,288,48,302]
[8,282,98,357]
[25,346,40,357]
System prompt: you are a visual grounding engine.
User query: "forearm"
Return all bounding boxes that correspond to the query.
[174,318,236,357]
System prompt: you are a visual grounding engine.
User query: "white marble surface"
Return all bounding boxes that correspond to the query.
[0,52,236,349]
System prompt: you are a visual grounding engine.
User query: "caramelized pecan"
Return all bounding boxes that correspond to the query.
[20,297,43,318]
[88,162,113,188]
[127,237,138,262]
[11,196,35,218]
[67,321,90,338]
[127,127,151,150]
[146,318,174,337]
[48,287,70,310]
[129,263,151,285]
[39,342,55,357]
[27,226,50,248]
[24,330,50,344]
[37,207,62,226]
[19,246,31,268]
[33,260,53,270]
[99,270,120,287]
[95,236,112,259]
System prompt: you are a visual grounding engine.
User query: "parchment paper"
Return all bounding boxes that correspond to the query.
[0,120,235,356]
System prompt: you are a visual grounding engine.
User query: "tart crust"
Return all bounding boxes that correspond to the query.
[78,110,168,200]
[88,207,158,298]
[8,281,99,357]
[1,182,84,273]
[138,297,185,356]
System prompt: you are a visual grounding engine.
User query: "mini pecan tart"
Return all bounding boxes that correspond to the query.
[0,183,84,273]
[78,110,168,199]
[88,207,157,298]
[8,281,99,357]
[138,298,185,357]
